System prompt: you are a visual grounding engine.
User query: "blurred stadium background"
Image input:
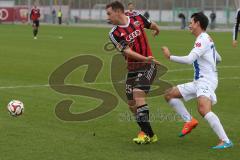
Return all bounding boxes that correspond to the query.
[0,0,239,28]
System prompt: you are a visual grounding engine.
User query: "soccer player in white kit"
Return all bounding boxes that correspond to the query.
[161,12,233,149]
[232,8,240,47]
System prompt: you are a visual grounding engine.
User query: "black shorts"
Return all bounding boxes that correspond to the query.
[33,20,39,27]
[125,63,157,100]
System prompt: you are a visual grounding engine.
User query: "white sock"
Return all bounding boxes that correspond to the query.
[204,111,230,143]
[168,98,192,122]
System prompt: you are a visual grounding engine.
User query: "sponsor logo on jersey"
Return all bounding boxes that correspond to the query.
[195,42,201,48]
[126,30,141,42]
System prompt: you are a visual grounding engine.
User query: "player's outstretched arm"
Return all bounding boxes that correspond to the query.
[161,46,198,65]
[124,47,160,65]
[161,46,171,59]
[149,21,160,37]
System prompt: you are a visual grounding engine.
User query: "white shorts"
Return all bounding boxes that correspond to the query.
[177,80,217,105]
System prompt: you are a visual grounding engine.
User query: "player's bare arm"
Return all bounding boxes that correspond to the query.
[149,21,160,37]
[161,46,199,65]
[124,47,160,65]
[161,46,171,59]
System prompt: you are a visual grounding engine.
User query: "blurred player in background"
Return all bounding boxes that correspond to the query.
[178,13,186,30]
[106,1,160,144]
[210,11,216,30]
[30,5,40,39]
[125,2,138,16]
[162,12,233,149]
[58,9,63,25]
[232,8,240,47]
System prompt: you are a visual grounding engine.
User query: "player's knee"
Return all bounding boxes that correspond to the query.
[133,89,146,106]
[164,90,173,102]
[197,96,212,116]
[197,104,208,117]
[164,87,181,102]
[134,97,146,107]
[128,100,136,107]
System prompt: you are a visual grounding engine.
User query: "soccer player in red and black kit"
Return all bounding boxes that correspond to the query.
[106,1,160,144]
[30,5,40,39]
[125,2,138,16]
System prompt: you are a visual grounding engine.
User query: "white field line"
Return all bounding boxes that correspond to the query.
[0,66,239,89]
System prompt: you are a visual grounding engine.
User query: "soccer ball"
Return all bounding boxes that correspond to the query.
[7,100,24,116]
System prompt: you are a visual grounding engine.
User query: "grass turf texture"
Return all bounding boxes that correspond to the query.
[0,24,239,160]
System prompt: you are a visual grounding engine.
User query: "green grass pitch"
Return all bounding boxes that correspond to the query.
[0,24,239,160]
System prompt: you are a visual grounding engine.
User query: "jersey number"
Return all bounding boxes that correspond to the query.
[211,45,216,64]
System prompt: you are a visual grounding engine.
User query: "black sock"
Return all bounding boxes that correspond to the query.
[135,104,154,137]
[33,29,38,36]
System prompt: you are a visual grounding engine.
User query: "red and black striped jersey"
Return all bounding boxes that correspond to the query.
[233,8,240,40]
[30,8,40,21]
[125,10,138,17]
[109,14,152,71]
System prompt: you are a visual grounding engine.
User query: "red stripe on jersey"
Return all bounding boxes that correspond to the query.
[128,19,140,55]
[135,15,152,57]
[133,16,147,57]
[123,21,141,70]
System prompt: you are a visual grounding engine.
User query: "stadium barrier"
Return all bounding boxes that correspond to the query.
[0,7,28,23]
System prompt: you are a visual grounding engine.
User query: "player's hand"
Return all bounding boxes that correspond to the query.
[161,46,171,59]
[150,22,160,37]
[146,56,160,65]
[232,40,238,48]
[152,29,159,37]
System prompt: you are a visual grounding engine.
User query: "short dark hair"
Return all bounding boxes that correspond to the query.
[191,12,209,30]
[106,1,124,13]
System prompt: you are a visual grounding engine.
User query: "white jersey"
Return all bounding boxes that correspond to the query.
[191,32,219,83]
[171,32,221,104]
[170,32,221,89]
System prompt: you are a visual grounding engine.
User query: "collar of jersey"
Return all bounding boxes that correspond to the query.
[118,16,130,28]
[197,32,206,39]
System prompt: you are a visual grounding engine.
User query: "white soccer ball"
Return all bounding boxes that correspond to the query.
[7,100,24,116]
